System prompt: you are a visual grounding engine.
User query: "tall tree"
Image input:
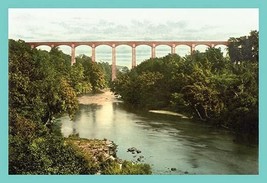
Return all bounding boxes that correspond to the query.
[228,30,258,63]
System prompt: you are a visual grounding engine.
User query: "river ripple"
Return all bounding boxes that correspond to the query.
[59,92,258,175]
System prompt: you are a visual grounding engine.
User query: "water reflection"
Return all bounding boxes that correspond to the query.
[60,101,258,175]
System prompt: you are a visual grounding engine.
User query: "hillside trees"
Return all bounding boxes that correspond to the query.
[9,39,153,174]
[8,39,110,174]
[112,31,258,142]
[9,39,89,174]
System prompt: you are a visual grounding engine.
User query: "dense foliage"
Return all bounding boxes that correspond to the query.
[9,39,150,174]
[228,30,258,63]
[111,31,258,143]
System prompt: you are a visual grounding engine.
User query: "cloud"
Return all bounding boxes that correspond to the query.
[9,8,258,42]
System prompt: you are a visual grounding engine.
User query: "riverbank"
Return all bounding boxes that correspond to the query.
[78,89,120,105]
[66,135,151,175]
[66,136,119,174]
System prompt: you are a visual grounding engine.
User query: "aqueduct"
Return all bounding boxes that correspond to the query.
[27,41,228,81]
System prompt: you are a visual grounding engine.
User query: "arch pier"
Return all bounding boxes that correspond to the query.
[27,41,228,81]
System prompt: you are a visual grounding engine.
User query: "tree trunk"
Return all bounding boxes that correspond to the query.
[194,105,205,121]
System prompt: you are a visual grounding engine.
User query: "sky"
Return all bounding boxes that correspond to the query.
[9,8,258,67]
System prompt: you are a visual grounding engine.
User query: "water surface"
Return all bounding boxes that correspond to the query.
[59,94,258,175]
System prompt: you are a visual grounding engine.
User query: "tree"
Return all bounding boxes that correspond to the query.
[228,30,258,63]
[98,62,112,86]
[76,55,107,92]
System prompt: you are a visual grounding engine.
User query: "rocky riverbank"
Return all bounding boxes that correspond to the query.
[65,135,151,175]
[66,136,120,174]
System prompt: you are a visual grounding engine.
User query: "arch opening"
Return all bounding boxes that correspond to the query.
[176,45,191,57]
[215,45,228,57]
[56,45,71,55]
[194,45,210,53]
[95,45,112,64]
[136,45,151,65]
[75,45,92,57]
[36,45,51,52]
[155,45,171,58]
[116,45,132,69]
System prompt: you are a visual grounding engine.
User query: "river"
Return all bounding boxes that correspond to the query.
[59,91,258,175]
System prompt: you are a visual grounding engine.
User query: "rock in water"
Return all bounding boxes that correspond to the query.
[127,147,142,154]
[127,147,137,152]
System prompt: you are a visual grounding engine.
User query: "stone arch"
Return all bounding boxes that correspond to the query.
[35,45,51,52]
[215,44,228,57]
[194,44,210,52]
[135,45,151,65]
[116,45,132,69]
[56,45,72,55]
[75,45,92,57]
[95,45,112,63]
[135,42,154,47]
[155,45,171,58]
[176,45,191,57]
[94,43,113,48]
